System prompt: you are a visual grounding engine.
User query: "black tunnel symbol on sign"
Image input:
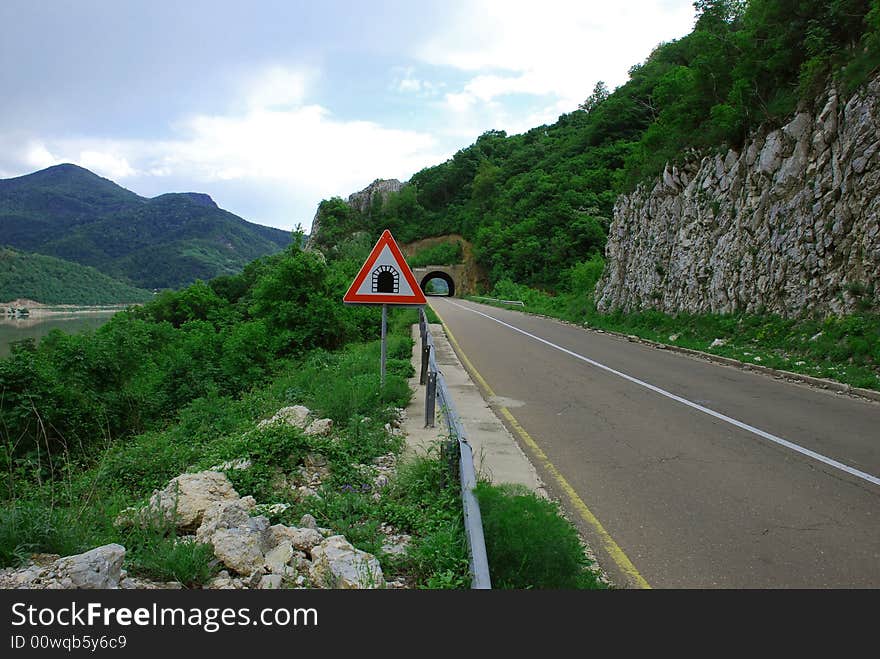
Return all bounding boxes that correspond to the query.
[372,265,399,293]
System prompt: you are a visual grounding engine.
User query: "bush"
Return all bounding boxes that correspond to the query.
[475,482,604,589]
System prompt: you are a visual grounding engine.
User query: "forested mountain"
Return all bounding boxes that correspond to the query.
[311,0,880,292]
[0,247,153,305]
[0,164,292,290]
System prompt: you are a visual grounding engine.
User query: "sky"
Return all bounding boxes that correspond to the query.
[0,0,697,233]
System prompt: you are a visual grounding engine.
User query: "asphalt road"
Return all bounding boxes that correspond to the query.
[429,297,880,588]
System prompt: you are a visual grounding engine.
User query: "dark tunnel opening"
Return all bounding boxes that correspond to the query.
[420,271,455,297]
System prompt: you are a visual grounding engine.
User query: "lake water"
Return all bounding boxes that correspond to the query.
[0,312,117,358]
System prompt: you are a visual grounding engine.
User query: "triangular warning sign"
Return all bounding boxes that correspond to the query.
[343,230,427,305]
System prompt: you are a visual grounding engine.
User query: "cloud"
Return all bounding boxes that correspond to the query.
[399,77,422,93]
[244,66,309,110]
[419,0,695,133]
[0,65,447,231]
[79,151,136,179]
[166,103,440,190]
[392,66,444,96]
[24,142,60,170]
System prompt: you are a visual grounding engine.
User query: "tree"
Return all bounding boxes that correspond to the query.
[579,81,610,113]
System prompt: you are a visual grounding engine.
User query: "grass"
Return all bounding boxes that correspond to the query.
[123,523,218,587]
[475,482,606,589]
[470,282,880,391]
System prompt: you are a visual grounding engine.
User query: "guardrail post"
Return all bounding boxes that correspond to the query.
[420,342,430,385]
[424,371,437,428]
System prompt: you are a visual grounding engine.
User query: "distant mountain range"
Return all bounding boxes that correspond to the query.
[0,164,291,291]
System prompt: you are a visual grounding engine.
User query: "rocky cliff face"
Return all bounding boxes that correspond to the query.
[597,74,880,317]
[308,179,403,247]
[346,178,403,215]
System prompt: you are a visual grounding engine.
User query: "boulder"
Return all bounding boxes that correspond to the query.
[210,522,270,575]
[138,471,239,532]
[52,544,126,589]
[269,524,324,553]
[264,541,294,573]
[304,418,333,437]
[195,499,253,543]
[258,405,311,429]
[259,574,284,589]
[196,499,272,575]
[309,535,385,589]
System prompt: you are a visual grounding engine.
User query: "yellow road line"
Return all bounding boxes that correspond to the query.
[431,301,651,589]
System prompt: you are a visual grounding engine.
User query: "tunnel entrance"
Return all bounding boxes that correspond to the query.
[420,271,455,297]
[372,265,399,294]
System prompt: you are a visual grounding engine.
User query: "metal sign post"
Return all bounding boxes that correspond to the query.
[380,303,387,388]
[343,230,427,395]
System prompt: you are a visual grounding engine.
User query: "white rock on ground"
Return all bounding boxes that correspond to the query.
[304,418,333,436]
[258,405,311,429]
[269,524,324,552]
[120,471,240,532]
[210,523,270,575]
[259,574,284,589]
[264,541,294,573]
[309,535,385,589]
[46,543,125,590]
[196,499,253,543]
[299,514,318,530]
[209,458,252,471]
[196,499,272,575]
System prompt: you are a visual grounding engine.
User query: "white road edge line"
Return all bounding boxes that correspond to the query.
[445,299,880,487]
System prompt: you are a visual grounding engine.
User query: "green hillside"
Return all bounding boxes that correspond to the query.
[0,164,292,290]
[0,247,153,305]
[312,0,880,292]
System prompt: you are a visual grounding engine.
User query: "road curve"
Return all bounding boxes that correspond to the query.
[429,297,880,588]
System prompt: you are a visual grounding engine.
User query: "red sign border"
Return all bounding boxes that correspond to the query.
[343,229,427,305]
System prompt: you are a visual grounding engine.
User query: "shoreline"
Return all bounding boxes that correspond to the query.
[2,299,138,318]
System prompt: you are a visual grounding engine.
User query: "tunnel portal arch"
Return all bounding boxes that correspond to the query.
[420,271,455,297]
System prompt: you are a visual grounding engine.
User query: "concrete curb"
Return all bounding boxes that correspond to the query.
[402,322,547,494]
[469,299,880,404]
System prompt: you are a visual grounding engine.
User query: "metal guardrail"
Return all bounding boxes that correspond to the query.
[470,296,525,307]
[419,308,492,590]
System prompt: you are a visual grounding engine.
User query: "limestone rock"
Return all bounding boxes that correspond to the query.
[269,524,324,552]
[210,522,269,575]
[597,73,880,318]
[258,405,311,430]
[51,544,126,589]
[196,499,253,543]
[265,541,295,573]
[210,458,252,471]
[207,570,238,589]
[309,535,385,589]
[299,514,318,530]
[304,418,333,437]
[141,471,239,532]
[259,574,284,589]
[346,179,404,216]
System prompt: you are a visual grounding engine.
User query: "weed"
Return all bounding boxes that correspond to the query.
[123,525,218,587]
[0,501,111,567]
[476,482,604,589]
